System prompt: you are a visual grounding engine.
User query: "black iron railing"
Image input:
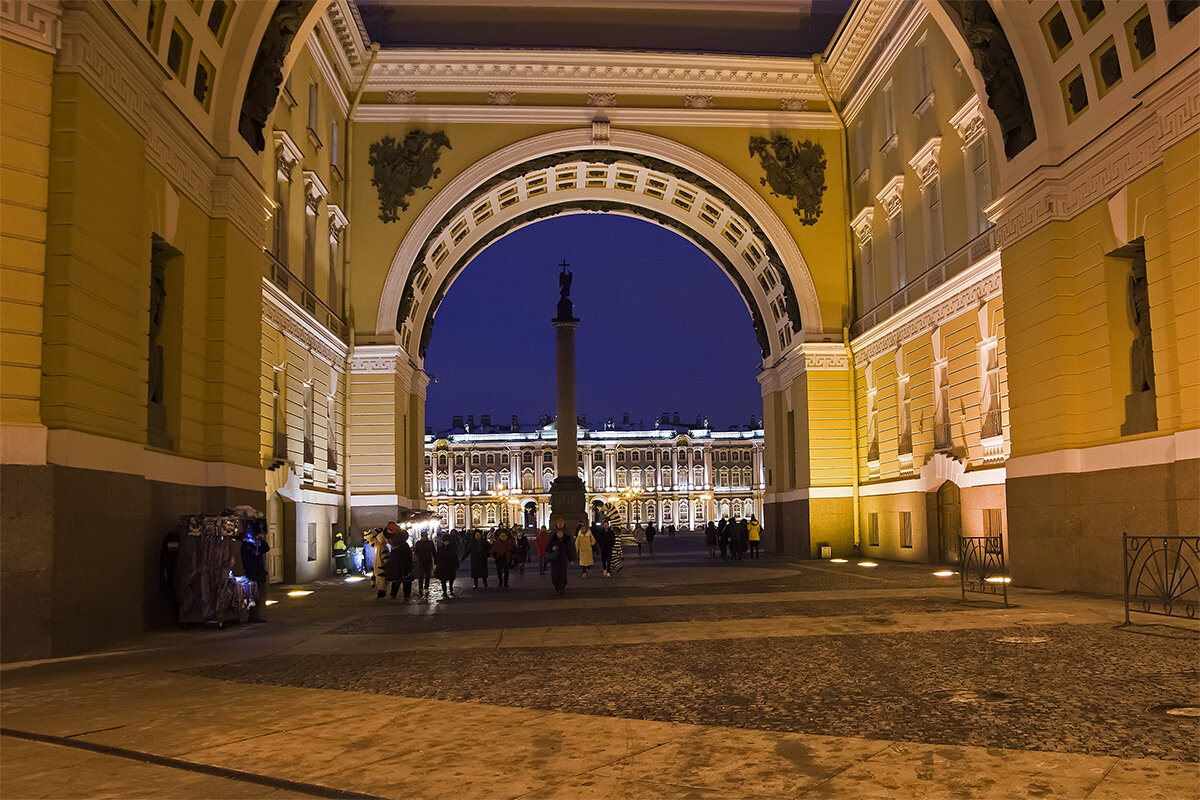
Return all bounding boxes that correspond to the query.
[1123,534,1199,624]
[959,534,1009,606]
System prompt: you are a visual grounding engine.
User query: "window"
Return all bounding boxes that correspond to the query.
[719,450,728,462]
[868,512,880,547]
[984,508,1004,538]
[486,453,494,465]
[981,341,1002,439]
[543,451,553,462]
[330,121,340,170]
[471,473,481,492]
[206,0,232,43]
[485,473,496,491]
[859,238,875,310]
[303,201,317,288]
[471,453,480,465]
[967,139,991,237]
[307,82,318,131]
[881,82,897,148]
[307,523,317,562]
[523,452,532,464]
[891,212,906,291]
[900,511,913,548]
[302,382,314,465]
[193,53,214,110]
[915,39,933,105]
[166,22,191,82]
[925,177,944,262]
[617,468,627,488]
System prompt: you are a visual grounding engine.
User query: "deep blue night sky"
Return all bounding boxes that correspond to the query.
[423,214,763,433]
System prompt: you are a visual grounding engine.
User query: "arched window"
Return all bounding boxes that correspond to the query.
[631,471,641,487]
[718,467,729,487]
[646,500,656,521]
[664,503,673,522]
[644,467,654,487]
[521,469,534,491]
[485,471,496,491]
[471,453,479,465]
[424,470,433,493]
[593,450,603,462]
[645,449,653,461]
[617,467,627,488]
[455,506,465,527]
[744,499,755,517]
[542,468,553,491]
[693,465,703,486]
[455,474,465,492]
[437,504,449,527]
[592,467,605,490]
[679,502,689,522]
[523,451,533,464]
[486,506,496,525]
[719,501,731,519]
[486,453,494,465]
[543,451,553,462]
[694,501,704,522]
[471,470,481,492]
[424,455,431,467]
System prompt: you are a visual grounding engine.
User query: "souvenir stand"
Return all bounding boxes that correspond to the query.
[171,510,263,627]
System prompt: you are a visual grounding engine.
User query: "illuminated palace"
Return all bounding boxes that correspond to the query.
[425,414,765,530]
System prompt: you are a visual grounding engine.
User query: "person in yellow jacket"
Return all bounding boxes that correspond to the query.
[747,515,762,559]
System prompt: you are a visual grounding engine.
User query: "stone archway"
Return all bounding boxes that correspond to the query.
[374,128,824,363]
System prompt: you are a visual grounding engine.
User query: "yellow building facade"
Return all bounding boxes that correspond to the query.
[1,0,1196,660]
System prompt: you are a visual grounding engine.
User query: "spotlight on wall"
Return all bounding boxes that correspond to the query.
[286,590,314,597]
[857,561,878,567]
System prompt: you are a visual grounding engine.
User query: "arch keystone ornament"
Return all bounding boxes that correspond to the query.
[748,135,827,226]
[368,130,452,223]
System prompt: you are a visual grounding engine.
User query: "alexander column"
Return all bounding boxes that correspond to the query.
[548,260,587,533]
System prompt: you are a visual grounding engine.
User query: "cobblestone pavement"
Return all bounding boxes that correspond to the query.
[330,595,972,634]
[192,622,1199,763]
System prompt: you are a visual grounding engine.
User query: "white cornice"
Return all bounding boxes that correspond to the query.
[851,206,875,244]
[262,277,348,367]
[0,0,61,54]
[840,0,926,124]
[851,250,1003,364]
[824,0,902,94]
[802,343,850,371]
[908,137,941,188]
[949,95,986,148]
[876,175,905,219]
[303,169,329,202]
[306,32,350,117]
[273,130,304,179]
[367,50,823,100]
[354,103,840,129]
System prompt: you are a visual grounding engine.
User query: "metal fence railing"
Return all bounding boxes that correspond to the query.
[959,534,1009,606]
[1123,533,1199,625]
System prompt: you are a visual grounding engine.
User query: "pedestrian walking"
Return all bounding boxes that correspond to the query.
[574,522,596,578]
[240,527,270,623]
[413,530,436,596]
[468,530,490,588]
[645,523,656,554]
[435,535,459,598]
[595,520,616,577]
[747,515,762,559]
[332,531,349,575]
[386,530,414,598]
[729,516,748,563]
[705,521,718,558]
[717,517,730,560]
[535,526,550,574]
[491,530,514,588]
[514,529,530,575]
[365,525,393,597]
[546,522,575,596]
[632,524,646,556]
[611,530,625,574]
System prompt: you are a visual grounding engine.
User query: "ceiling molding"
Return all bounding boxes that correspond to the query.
[354,103,840,128]
[365,49,824,100]
[840,0,928,125]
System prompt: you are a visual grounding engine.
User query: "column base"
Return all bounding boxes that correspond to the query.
[549,476,587,533]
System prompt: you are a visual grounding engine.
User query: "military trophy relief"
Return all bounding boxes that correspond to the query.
[749,135,827,226]
[369,130,452,223]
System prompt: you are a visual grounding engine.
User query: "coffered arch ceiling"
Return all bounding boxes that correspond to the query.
[375,129,824,365]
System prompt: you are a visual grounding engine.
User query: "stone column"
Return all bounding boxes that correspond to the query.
[549,267,586,533]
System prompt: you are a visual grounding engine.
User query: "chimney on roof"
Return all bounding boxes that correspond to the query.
[511,415,519,432]
[467,414,474,428]
[673,411,680,424]
[661,412,670,425]
[452,415,464,429]
[579,414,587,427]
[481,414,491,427]
[622,412,630,426]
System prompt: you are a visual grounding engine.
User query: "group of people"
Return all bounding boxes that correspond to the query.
[704,515,762,561]
[362,518,648,600]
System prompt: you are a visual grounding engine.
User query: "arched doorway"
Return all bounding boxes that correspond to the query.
[523,501,537,529]
[936,481,962,565]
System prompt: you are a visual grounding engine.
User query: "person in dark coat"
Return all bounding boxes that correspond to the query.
[594,520,616,577]
[491,530,514,588]
[413,530,437,597]
[386,530,414,598]
[546,522,575,597]
[705,521,718,558]
[435,535,459,598]
[717,517,730,560]
[644,522,657,554]
[240,529,270,622]
[514,529,530,575]
[468,530,490,588]
[728,517,747,562]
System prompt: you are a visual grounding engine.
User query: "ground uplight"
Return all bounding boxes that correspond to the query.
[286,590,313,597]
[344,576,366,583]
[985,576,1012,584]
[264,600,278,606]
[933,570,956,577]
[829,558,849,563]
[857,561,878,568]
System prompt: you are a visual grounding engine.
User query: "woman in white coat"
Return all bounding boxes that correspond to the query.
[574,523,596,578]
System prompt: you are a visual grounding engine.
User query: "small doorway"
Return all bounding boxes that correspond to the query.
[265,493,287,583]
[936,481,962,564]
[523,501,537,529]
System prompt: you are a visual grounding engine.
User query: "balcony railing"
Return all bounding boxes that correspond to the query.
[266,253,348,341]
[852,226,997,339]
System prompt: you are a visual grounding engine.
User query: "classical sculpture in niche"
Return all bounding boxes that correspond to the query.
[369,130,452,223]
[1128,249,1155,395]
[945,0,1037,159]
[238,0,310,153]
[748,135,826,226]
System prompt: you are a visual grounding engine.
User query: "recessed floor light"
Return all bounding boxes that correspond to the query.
[344,576,366,583]
[286,590,313,597]
[985,576,1012,584]
[857,561,878,567]
[933,570,955,577]
[829,558,849,563]
[264,600,278,606]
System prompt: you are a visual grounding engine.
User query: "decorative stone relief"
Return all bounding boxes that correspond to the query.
[487,91,517,105]
[388,89,417,104]
[238,0,310,153]
[950,96,986,148]
[303,170,328,212]
[851,206,875,244]
[944,0,1036,159]
[587,93,617,107]
[274,131,303,182]
[683,95,714,109]
[368,130,452,223]
[1121,242,1157,435]
[908,137,941,188]
[876,175,904,219]
[591,117,611,145]
[780,98,809,112]
[748,135,827,226]
[327,204,348,243]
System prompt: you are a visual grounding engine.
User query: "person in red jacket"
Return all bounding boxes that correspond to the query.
[491,529,515,588]
[535,526,550,575]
